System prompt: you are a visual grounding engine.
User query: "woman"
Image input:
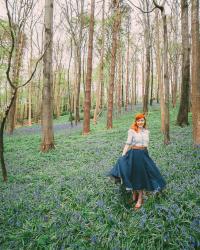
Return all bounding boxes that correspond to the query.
[108,113,166,209]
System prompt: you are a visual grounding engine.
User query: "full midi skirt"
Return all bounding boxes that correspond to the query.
[108,148,166,191]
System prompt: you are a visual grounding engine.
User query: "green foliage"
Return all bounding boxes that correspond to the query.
[0,106,199,249]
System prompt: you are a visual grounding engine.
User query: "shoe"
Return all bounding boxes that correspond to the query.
[134,199,143,210]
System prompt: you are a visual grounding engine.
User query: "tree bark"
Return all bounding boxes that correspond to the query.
[143,0,151,114]
[125,17,130,111]
[150,43,154,106]
[7,32,24,134]
[0,89,17,181]
[41,0,55,151]
[191,0,200,146]
[153,1,170,144]
[177,0,190,126]
[107,0,121,129]
[94,0,105,125]
[155,10,164,131]
[28,33,33,126]
[83,0,95,134]
[117,34,122,114]
[162,11,170,144]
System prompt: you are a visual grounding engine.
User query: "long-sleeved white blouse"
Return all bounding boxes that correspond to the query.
[125,128,149,147]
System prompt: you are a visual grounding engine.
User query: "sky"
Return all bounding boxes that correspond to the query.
[0,0,173,99]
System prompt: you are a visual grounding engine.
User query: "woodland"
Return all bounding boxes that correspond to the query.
[0,0,200,249]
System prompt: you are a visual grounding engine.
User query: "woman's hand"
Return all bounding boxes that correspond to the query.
[122,144,129,156]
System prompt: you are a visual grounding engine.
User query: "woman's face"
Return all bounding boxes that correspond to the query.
[136,118,145,128]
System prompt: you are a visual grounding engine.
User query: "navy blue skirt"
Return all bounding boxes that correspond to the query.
[108,148,166,191]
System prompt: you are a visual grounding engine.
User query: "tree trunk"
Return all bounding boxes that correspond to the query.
[172,59,178,108]
[41,0,55,151]
[191,0,200,146]
[143,0,151,114]
[67,39,73,126]
[107,0,121,129]
[0,88,17,181]
[155,9,164,132]
[75,48,81,124]
[141,49,145,102]
[125,17,130,111]
[134,52,137,105]
[177,0,190,126]
[28,33,33,126]
[150,44,154,106]
[117,35,122,114]
[83,0,95,135]
[7,32,24,134]
[93,0,105,125]
[131,58,135,109]
[162,12,170,144]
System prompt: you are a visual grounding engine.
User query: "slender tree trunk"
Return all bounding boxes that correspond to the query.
[125,17,130,111]
[107,0,120,129]
[94,0,105,124]
[7,32,24,134]
[171,1,179,109]
[172,58,178,108]
[150,44,154,106]
[67,39,73,126]
[83,0,95,134]
[143,0,151,114]
[121,53,125,108]
[155,9,164,132]
[141,49,145,102]
[75,1,84,124]
[131,58,135,109]
[41,0,55,151]
[191,0,200,146]
[134,53,137,105]
[153,1,170,143]
[177,0,190,126]
[162,11,170,144]
[117,35,122,114]
[28,33,33,126]
[75,48,81,124]
[0,87,17,181]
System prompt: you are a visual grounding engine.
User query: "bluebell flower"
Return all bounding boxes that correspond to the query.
[96,200,104,208]
[90,235,98,244]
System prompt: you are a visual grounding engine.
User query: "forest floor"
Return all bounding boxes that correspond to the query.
[1,105,200,250]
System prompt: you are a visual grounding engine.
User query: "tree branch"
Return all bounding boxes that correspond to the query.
[5,0,17,90]
[18,40,51,88]
[127,0,156,13]
[152,0,165,12]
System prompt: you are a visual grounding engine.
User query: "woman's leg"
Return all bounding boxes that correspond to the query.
[132,191,139,201]
[135,190,143,209]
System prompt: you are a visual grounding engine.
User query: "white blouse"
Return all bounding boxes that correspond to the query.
[125,128,149,147]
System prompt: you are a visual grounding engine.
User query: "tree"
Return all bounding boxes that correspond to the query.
[93,0,105,125]
[0,0,45,181]
[191,0,200,146]
[59,0,86,125]
[83,0,95,135]
[40,0,55,151]
[107,0,121,129]
[153,0,170,144]
[125,16,130,112]
[142,0,151,114]
[177,0,190,126]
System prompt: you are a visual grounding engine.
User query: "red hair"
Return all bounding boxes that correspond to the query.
[130,113,146,132]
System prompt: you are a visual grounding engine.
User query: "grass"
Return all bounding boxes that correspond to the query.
[0,106,200,250]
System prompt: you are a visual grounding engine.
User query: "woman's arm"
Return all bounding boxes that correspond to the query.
[122,144,129,156]
[122,129,133,156]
